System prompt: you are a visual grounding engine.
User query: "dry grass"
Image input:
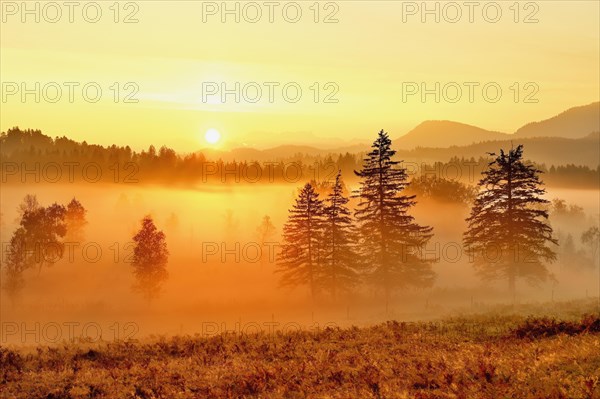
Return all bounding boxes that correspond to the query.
[1,311,599,399]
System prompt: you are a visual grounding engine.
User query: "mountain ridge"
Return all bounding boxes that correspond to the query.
[394,120,510,149]
[3,103,598,166]
[393,102,599,149]
[514,102,599,139]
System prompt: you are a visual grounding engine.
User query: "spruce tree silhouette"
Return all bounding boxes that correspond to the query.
[354,130,434,308]
[277,183,325,301]
[464,145,557,300]
[321,171,360,300]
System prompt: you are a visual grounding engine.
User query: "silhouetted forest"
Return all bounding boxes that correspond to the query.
[1,127,598,188]
[6,129,596,308]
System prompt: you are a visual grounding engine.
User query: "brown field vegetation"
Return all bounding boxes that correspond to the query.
[2,302,599,399]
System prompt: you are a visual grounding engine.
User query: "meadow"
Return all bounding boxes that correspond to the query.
[1,300,599,399]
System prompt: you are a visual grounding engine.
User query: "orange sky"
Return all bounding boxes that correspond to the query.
[1,1,599,151]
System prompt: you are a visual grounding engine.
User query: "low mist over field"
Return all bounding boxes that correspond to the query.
[1,2,599,397]
[1,126,598,345]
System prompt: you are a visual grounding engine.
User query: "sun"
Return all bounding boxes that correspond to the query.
[204,128,221,145]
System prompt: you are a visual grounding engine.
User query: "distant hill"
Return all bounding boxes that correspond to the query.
[393,103,599,149]
[395,121,510,149]
[3,102,598,168]
[196,133,599,167]
[217,102,600,155]
[395,135,599,168]
[514,102,600,139]
[1,127,597,189]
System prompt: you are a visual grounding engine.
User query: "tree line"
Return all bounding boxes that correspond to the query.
[2,129,599,306]
[2,127,598,188]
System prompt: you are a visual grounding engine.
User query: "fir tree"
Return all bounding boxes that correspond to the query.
[321,171,360,299]
[463,145,557,298]
[354,130,435,303]
[276,183,325,300]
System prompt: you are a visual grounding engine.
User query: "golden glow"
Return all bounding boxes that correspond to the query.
[204,128,221,145]
[0,2,598,151]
